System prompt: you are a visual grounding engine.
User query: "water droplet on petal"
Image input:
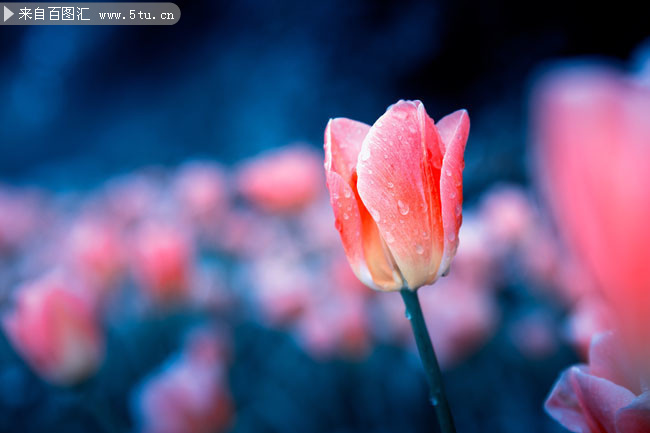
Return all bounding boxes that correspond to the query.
[398,200,410,215]
[383,154,389,160]
[387,182,394,188]
[343,213,349,220]
[384,231,395,243]
[445,169,452,177]
[369,208,381,222]
[420,202,428,212]
[430,396,439,406]
[455,204,462,217]
[422,231,429,239]
[405,309,412,320]
[450,191,456,199]
[415,244,424,255]
[344,189,351,198]
[447,232,456,242]
[394,110,407,120]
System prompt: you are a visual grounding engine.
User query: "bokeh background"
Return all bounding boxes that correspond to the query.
[1,1,650,432]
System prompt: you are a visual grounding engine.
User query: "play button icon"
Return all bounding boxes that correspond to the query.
[4,5,14,22]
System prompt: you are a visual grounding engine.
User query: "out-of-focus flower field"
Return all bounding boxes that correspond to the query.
[2,1,650,432]
[0,139,578,432]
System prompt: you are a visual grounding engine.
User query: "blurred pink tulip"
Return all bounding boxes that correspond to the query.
[546,332,650,433]
[534,64,650,358]
[480,184,535,250]
[133,328,233,433]
[250,256,313,325]
[0,186,46,254]
[65,217,125,297]
[173,161,228,227]
[130,221,195,304]
[2,272,104,384]
[297,292,370,359]
[237,146,323,213]
[325,100,469,291]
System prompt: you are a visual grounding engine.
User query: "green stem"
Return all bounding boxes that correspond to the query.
[400,289,457,433]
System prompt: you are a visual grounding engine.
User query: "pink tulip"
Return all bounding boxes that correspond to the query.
[480,184,535,250]
[325,100,469,291]
[133,328,233,433]
[237,146,323,213]
[65,217,125,297]
[534,65,650,358]
[0,186,46,254]
[130,221,194,304]
[173,161,228,227]
[2,272,104,384]
[546,332,650,433]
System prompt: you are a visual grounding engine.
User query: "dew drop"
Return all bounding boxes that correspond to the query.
[398,200,410,215]
[394,110,407,120]
[445,169,452,177]
[422,231,429,239]
[383,153,389,160]
[430,396,439,407]
[399,219,405,224]
[447,232,456,242]
[369,208,381,222]
[450,191,457,199]
[368,169,373,174]
[343,189,351,198]
[415,244,424,255]
[387,182,394,188]
[408,125,417,134]
[343,213,349,220]
[455,204,462,217]
[384,231,395,243]
[405,309,412,320]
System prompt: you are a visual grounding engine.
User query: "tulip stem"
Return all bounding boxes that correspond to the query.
[400,289,457,433]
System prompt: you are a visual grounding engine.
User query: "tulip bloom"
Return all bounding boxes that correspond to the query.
[237,146,323,213]
[546,332,650,433]
[533,65,650,359]
[130,221,194,304]
[324,100,469,291]
[133,328,233,433]
[2,273,105,385]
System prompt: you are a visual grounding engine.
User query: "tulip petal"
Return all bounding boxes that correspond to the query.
[325,119,402,291]
[545,366,636,433]
[324,118,371,184]
[436,109,469,278]
[357,100,445,289]
[616,392,650,433]
[589,332,639,394]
